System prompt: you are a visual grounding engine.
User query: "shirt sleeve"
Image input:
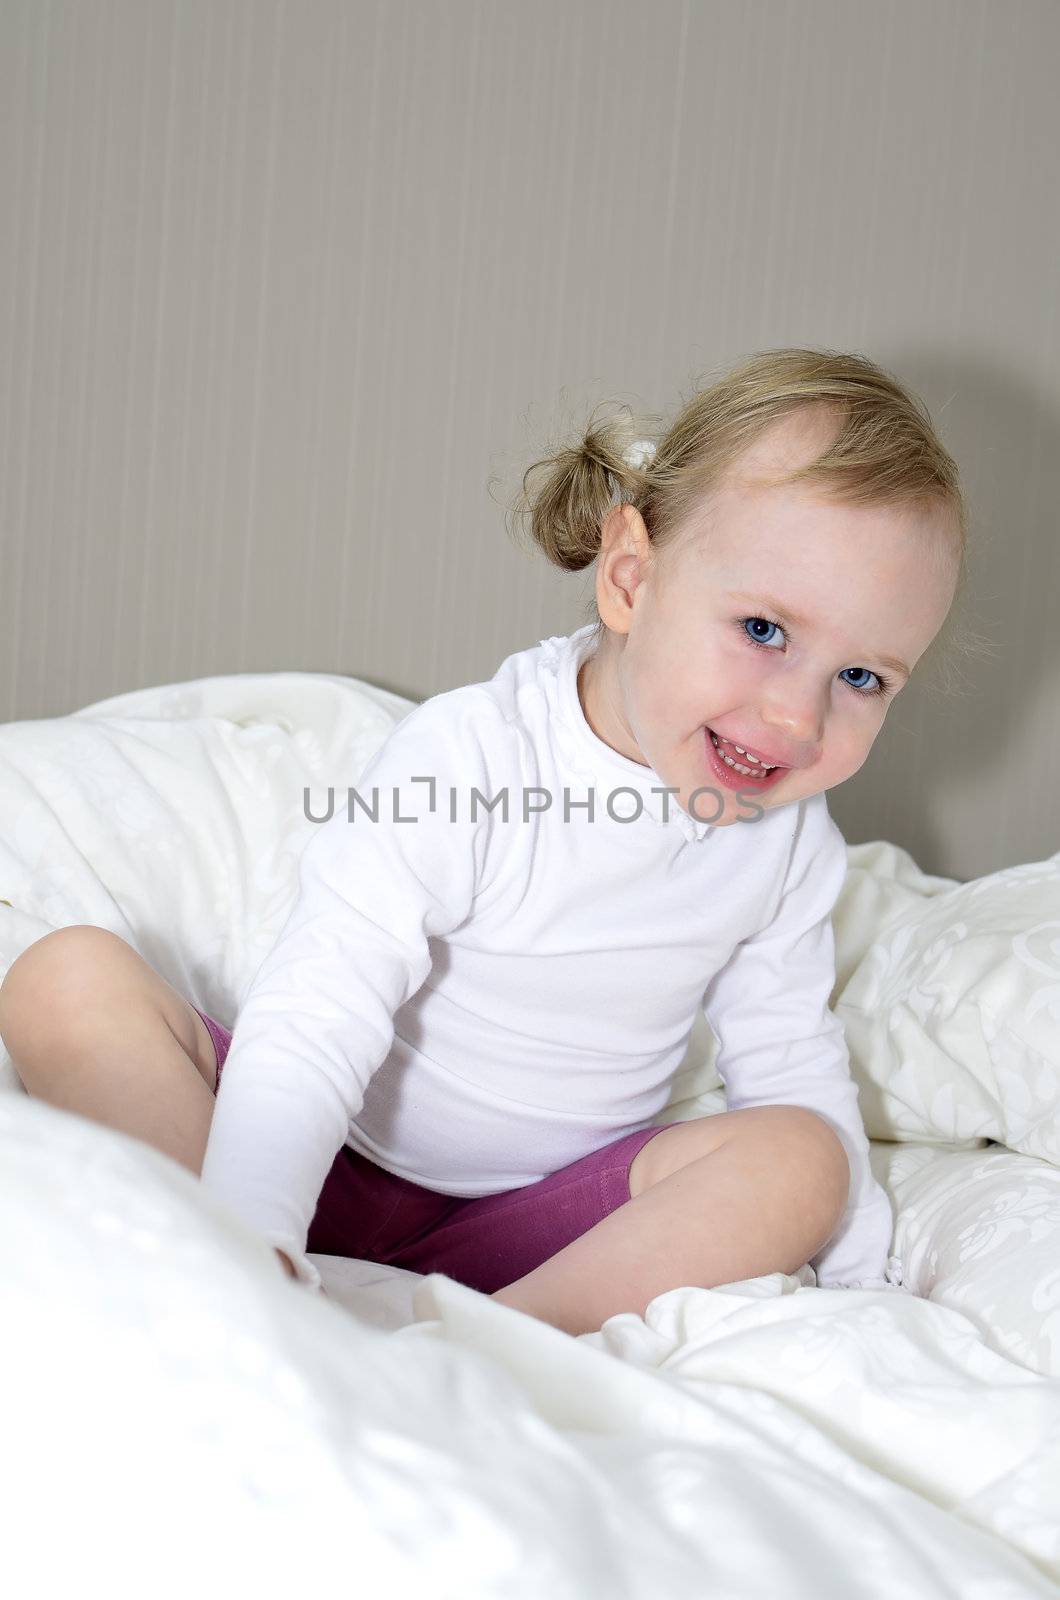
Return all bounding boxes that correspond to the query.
[700,794,899,1290]
[198,691,499,1291]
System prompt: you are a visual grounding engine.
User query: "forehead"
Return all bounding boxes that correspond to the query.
[682,453,952,571]
[667,451,958,661]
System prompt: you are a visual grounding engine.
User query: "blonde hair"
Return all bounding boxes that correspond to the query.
[507,348,992,693]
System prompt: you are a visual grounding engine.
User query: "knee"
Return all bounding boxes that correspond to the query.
[0,925,132,1050]
[780,1107,851,1233]
[737,1106,850,1242]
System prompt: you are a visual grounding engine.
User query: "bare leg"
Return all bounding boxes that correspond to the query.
[0,925,221,1177]
[491,1108,849,1336]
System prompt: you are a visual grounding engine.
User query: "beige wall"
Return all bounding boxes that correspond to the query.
[1,0,1057,881]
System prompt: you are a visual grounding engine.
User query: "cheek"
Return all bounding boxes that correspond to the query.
[830,709,886,769]
[720,632,774,688]
[628,634,692,727]
[631,675,679,740]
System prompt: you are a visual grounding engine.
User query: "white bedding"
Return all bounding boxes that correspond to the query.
[1,669,1058,1597]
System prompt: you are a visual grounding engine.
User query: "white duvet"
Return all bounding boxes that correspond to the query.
[1,669,1058,1598]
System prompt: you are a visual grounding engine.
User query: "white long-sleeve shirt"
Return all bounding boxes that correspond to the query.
[199,624,896,1294]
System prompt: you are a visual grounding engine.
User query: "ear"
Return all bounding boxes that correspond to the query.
[595,506,654,638]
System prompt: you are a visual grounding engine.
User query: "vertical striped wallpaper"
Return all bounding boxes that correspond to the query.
[1,0,1057,879]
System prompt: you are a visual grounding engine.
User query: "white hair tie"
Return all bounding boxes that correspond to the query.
[607,438,657,507]
[624,438,657,470]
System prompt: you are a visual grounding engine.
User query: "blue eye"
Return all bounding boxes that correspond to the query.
[738,616,891,699]
[743,617,783,648]
[840,666,883,694]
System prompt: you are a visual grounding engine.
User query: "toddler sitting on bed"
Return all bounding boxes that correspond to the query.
[1,348,964,1335]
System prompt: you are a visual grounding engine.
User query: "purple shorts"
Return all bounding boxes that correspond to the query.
[193,1006,679,1295]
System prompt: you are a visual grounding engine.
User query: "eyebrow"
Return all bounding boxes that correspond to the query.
[724,590,911,680]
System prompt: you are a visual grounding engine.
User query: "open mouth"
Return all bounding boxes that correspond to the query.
[705,727,788,791]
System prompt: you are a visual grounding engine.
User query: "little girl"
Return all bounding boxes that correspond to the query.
[0,348,964,1337]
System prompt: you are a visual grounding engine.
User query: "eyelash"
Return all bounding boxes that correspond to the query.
[736,616,892,699]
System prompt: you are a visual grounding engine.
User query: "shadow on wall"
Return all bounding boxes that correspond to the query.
[827,344,1059,881]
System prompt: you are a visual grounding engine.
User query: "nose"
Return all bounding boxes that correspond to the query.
[759,682,827,763]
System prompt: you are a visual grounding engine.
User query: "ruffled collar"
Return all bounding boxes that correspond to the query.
[537,624,715,844]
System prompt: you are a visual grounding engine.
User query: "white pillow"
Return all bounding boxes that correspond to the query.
[832,847,1060,1166]
[0,671,413,1093]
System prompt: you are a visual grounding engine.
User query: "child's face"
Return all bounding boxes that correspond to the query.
[584,410,960,828]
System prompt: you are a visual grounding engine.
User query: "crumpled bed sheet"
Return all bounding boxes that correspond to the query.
[0,668,1057,1597]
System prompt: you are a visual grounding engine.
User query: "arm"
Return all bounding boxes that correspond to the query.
[701,794,901,1290]
[199,693,498,1291]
